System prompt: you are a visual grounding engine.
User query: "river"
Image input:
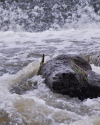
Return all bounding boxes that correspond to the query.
[0,0,100,125]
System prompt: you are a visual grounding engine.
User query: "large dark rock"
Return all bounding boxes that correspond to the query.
[39,54,100,100]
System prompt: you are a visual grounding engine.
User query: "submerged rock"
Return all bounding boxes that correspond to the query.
[39,54,100,100]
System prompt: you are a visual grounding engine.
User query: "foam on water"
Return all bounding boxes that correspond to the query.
[0,28,100,64]
[0,60,82,124]
[0,53,100,124]
[1,0,100,124]
[0,0,100,31]
[91,64,100,74]
[61,117,100,125]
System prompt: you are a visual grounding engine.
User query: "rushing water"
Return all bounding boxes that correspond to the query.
[1,0,100,125]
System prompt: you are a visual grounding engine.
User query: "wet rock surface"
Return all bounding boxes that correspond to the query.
[82,53,100,66]
[39,54,100,100]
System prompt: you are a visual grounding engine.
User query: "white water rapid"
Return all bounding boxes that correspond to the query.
[0,0,100,125]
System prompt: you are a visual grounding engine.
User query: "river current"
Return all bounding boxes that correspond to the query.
[1,0,100,125]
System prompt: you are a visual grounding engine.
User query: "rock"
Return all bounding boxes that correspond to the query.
[39,54,100,100]
[80,53,100,66]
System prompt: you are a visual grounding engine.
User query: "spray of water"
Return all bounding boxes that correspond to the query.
[0,0,100,32]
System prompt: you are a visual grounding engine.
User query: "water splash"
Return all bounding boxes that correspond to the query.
[0,0,100,32]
